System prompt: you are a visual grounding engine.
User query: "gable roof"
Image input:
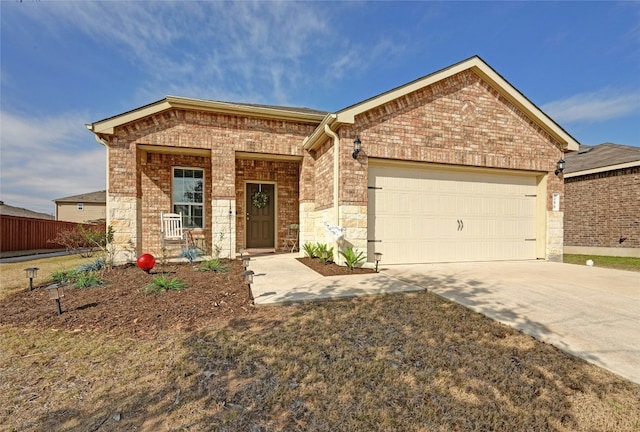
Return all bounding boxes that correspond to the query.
[564,143,640,177]
[304,56,580,152]
[53,190,106,204]
[0,201,54,219]
[87,96,327,136]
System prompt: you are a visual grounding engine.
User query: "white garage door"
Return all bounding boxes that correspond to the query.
[367,163,538,264]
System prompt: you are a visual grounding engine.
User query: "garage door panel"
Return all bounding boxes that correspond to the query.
[368,164,538,264]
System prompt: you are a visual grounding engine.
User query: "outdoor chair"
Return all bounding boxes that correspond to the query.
[282,223,299,252]
[161,212,188,250]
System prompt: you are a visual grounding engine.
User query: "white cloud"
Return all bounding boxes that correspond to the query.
[0,111,105,214]
[542,89,640,123]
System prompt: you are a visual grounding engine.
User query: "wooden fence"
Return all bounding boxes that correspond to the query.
[0,215,97,252]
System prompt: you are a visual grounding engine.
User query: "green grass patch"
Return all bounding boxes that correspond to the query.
[0,254,95,300]
[563,254,640,272]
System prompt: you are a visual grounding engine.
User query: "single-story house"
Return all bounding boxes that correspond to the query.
[87,56,579,266]
[53,190,107,224]
[564,143,640,257]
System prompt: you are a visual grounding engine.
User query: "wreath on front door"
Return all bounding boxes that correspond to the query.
[252,191,269,209]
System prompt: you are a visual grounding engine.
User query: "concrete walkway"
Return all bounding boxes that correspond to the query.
[249,254,639,384]
[248,253,424,305]
[383,261,640,385]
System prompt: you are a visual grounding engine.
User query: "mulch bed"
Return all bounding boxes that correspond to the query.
[0,257,375,338]
[0,260,253,338]
[296,257,376,276]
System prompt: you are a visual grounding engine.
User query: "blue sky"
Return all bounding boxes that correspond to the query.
[1,1,639,215]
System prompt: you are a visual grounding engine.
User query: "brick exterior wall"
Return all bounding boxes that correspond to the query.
[141,152,212,257]
[235,159,300,250]
[104,67,568,264]
[323,69,565,261]
[339,70,564,205]
[105,109,317,261]
[564,167,640,249]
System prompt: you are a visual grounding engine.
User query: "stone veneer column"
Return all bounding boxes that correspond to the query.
[298,202,316,254]
[546,211,564,262]
[108,195,140,265]
[339,204,368,257]
[211,199,236,258]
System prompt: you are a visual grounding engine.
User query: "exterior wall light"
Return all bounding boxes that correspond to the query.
[555,158,565,176]
[46,284,65,315]
[25,267,39,291]
[243,270,254,302]
[374,252,382,273]
[352,136,362,159]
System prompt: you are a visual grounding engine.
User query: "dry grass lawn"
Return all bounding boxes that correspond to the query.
[1,256,639,431]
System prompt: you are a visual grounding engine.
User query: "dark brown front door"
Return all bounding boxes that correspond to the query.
[246,183,275,248]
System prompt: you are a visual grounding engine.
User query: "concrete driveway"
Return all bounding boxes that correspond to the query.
[382,260,640,384]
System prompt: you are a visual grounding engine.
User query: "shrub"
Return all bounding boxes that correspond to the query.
[180,247,200,264]
[144,275,186,294]
[316,243,334,264]
[339,247,366,270]
[74,271,103,288]
[197,258,228,273]
[52,269,76,285]
[302,242,318,259]
[76,258,105,273]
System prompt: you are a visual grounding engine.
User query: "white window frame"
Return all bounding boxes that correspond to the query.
[77,203,84,211]
[172,167,205,229]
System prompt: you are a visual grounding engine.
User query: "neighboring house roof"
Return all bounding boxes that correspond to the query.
[0,201,54,219]
[564,143,640,177]
[53,190,106,204]
[87,97,328,136]
[304,55,580,153]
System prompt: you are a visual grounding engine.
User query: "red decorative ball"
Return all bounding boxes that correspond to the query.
[137,253,156,273]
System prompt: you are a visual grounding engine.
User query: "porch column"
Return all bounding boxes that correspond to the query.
[211,148,236,258]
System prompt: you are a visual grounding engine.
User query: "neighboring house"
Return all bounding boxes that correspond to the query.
[0,201,54,220]
[87,56,579,265]
[53,190,106,224]
[564,143,640,257]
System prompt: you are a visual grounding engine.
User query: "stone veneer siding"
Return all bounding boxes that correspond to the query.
[564,167,640,250]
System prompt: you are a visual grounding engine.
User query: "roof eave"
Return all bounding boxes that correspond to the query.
[88,96,326,137]
[564,160,640,178]
[335,56,580,152]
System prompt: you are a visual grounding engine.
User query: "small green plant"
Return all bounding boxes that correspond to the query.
[74,271,103,288]
[339,247,365,270]
[76,258,105,273]
[143,274,187,294]
[302,242,318,259]
[180,247,199,264]
[52,269,76,285]
[197,258,229,273]
[316,243,335,264]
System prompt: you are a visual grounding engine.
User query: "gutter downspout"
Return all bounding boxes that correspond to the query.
[323,124,340,227]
